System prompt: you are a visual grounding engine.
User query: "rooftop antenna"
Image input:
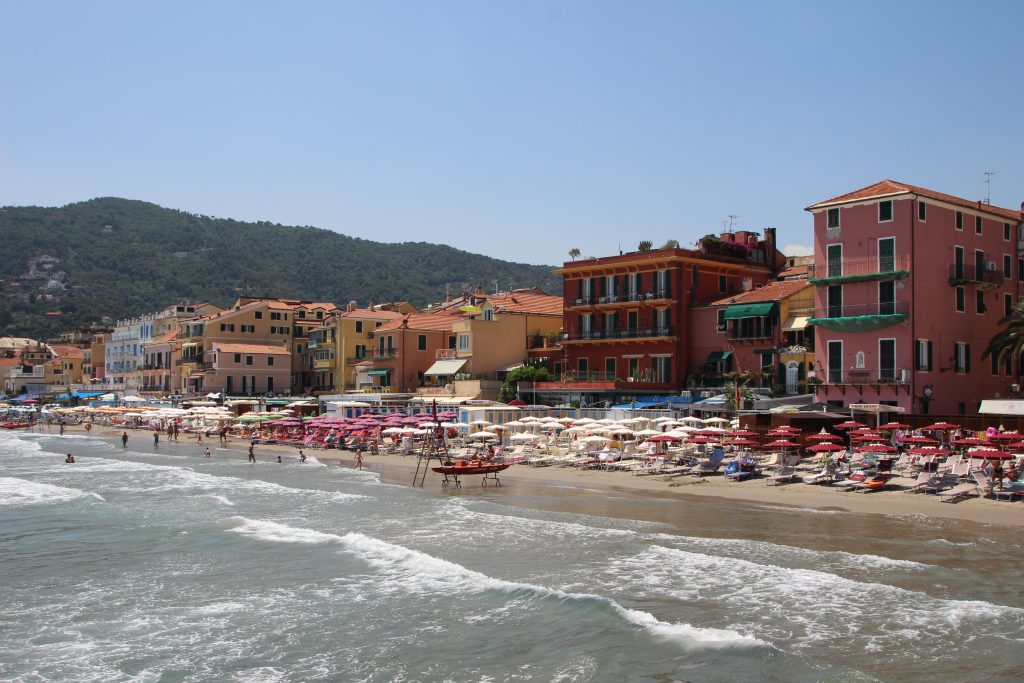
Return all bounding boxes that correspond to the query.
[724,214,739,230]
[983,171,995,205]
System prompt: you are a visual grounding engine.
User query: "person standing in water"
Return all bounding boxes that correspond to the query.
[153,431,159,447]
[65,453,75,463]
[121,432,128,448]
[248,443,256,463]
[204,447,211,458]
[355,450,363,470]
[299,450,307,463]
[276,455,282,463]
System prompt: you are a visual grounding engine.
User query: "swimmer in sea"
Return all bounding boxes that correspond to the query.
[65,454,75,463]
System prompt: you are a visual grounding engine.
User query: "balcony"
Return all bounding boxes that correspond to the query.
[314,357,335,370]
[562,327,674,342]
[570,290,672,307]
[808,256,911,285]
[805,301,908,332]
[176,356,203,366]
[948,263,1004,288]
[727,326,776,342]
[528,372,675,392]
[813,368,912,396]
[372,350,396,360]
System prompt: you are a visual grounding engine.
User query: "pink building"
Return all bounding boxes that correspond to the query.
[203,343,291,396]
[805,180,1024,415]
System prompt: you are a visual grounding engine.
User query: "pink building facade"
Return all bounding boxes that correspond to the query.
[806,180,1024,415]
[202,343,291,396]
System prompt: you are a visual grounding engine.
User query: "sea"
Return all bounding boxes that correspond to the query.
[1,429,1022,683]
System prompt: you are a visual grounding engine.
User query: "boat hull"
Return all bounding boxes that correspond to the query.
[431,463,511,476]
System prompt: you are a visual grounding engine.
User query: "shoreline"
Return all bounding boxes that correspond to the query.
[40,423,1024,529]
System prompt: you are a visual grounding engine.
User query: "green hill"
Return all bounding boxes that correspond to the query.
[0,198,562,339]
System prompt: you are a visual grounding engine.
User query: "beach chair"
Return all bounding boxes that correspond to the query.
[848,473,895,493]
[693,453,725,477]
[802,463,836,485]
[922,472,959,495]
[937,482,981,503]
[766,465,799,486]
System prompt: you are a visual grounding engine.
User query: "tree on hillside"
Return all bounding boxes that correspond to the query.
[568,248,581,261]
[982,301,1024,365]
[638,240,653,252]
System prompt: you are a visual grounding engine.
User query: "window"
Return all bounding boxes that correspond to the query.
[233,353,241,363]
[878,237,895,273]
[220,323,235,332]
[316,311,323,320]
[1019,259,1024,281]
[482,308,494,321]
[355,321,363,333]
[299,310,306,318]
[457,333,470,351]
[976,290,987,315]
[878,200,893,222]
[1005,255,1013,278]
[267,377,273,393]
[297,344,303,353]
[1005,355,1013,376]
[417,334,427,351]
[827,285,843,318]
[916,339,932,371]
[827,340,842,383]
[267,356,275,366]
[879,339,896,380]
[241,324,255,333]
[577,357,589,375]
[976,215,983,235]
[652,356,671,383]
[826,244,843,277]
[955,211,963,230]
[1005,223,1011,241]
[447,336,456,350]
[918,202,926,221]
[605,357,616,376]
[254,311,263,319]
[271,312,281,321]
[879,281,895,315]
[355,344,366,359]
[992,352,1000,376]
[1006,294,1014,317]
[953,246,964,279]
[718,274,727,293]
[826,207,840,228]
[955,286,965,312]
[954,342,970,373]
[716,309,726,332]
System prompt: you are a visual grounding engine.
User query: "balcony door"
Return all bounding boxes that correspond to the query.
[954,246,964,279]
[975,250,985,280]
[879,280,895,315]
[827,286,843,318]
[827,244,843,277]
[628,357,639,380]
[879,339,896,381]
[627,310,638,335]
[878,237,895,273]
[827,340,842,383]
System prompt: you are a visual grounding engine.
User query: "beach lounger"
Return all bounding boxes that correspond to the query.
[766,466,798,485]
[802,465,836,485]
[848,473,895,493]
[937,482,980,503]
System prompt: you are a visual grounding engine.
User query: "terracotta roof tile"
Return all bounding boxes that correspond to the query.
[374,314,457,333]
[708,280,811,307]
[212,343,291,355]
[336,309,404,321]
[808,179,1022,221]
[486,291,563,316]
[149,331,180,344]
[48,345,85,359]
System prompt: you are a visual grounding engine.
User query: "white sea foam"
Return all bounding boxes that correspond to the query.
[0,477,101,507]
[207,494,235,507]
[226,517,765,650]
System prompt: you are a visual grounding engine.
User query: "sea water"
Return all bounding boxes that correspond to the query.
[1,430,1022,682]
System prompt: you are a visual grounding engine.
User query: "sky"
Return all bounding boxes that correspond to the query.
[2,0,1022,265]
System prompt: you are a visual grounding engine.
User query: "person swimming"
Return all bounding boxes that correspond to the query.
[277,455,282,463]
[65,454,75,463]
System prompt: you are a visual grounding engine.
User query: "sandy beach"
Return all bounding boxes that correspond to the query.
[55,422,1023,529]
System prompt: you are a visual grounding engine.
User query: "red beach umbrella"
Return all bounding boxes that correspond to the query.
[1007,442,1024,450]
[726,438,758,446]
[923,422,958,431]
[901,435,938,444]
[648,434,683,442]
[765,439,800,448]
[986,432,1021,441]
[860,444,897,453]
[807,443,844,452]
[687,436,721,444]
[729,429,755,437]
[952,437,987,446]
[906,447,950,456]
[835,421,865,430]
[878,422,911,430]
[966,449,1013,460]
[806,432,841,441]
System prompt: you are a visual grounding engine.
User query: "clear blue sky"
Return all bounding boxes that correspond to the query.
[2,1,1022,265]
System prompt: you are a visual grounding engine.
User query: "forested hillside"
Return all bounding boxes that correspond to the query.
[0,198,561,338]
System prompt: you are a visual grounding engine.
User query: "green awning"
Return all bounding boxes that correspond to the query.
[706,351,732,363]
[808,270,909,286]
[723,302,775,320]
[367,369,391,376]
[807,314,908,332]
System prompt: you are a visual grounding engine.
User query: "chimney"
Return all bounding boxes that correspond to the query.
[764,227,777,256]
[347,300,356,312]
[474,285,483,297]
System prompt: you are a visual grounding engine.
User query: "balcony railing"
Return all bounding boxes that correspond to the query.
[804,301,909,319]
[727,326,776,341]
[372,350,396,360]
[571,290,672,306]
[948,263,1004,287]
[809,256,911,281]
[176,356,203,366]
[534,371,671,384]
[562,327,674,342]
[821,368,910,385]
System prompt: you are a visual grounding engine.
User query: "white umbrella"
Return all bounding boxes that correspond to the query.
[564,425,591,434]
[519,416,541,423]
[681,416,704,424]
[580,434,611,444]
[470,419,492,426]
[511,432,540,442]
[504,420,526,428]
[573,417,595,425]
[466,431,498,440]
[635,429,662,437]
[704,417,730,424]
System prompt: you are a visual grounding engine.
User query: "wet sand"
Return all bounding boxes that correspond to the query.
[57,423,1023,529]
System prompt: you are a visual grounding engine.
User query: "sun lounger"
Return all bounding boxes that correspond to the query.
[848,473,895,493]
[922,473,959,495]
[802,465,836,485]
[766,466,799,485]
[937,482,981,503]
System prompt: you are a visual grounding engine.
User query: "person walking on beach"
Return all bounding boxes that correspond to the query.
[204,447,211,458]
[121,432,128,448]
[355,451,363,470]
[248,443,256,463]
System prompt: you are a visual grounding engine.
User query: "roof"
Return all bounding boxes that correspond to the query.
[48,345,85,359]
[149,331,179,344]
[709,280,811,307]
[374,314,456,333]
[807,179,1022,221]
[485,290,562,316]
[212,343,291,355]
[335,309,404,321]
[0,357,22,366]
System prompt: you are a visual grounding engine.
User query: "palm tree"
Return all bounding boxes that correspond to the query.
[982,301,1024,364]
[568,248,581,261]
